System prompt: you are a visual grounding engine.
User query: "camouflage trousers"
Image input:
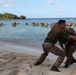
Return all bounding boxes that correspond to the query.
[35,42,65,68]
[65,47,76,65]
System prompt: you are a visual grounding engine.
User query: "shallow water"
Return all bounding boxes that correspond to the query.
[0,18,76,49]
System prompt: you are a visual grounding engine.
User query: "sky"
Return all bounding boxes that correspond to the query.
[0,0,76,18]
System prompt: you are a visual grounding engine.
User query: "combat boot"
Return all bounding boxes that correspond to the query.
[64,64,69,68]
[51,65,60,72]
[34,61,41,66]
[71,60,76,64]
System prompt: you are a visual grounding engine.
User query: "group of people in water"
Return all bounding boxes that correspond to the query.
[33,19,76,72]
[0,21,76,28]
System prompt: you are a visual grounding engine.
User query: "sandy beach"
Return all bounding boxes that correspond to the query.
[0,41,76,75]
[0,0,76,74]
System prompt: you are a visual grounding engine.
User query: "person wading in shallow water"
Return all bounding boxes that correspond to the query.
[34,19,76,72]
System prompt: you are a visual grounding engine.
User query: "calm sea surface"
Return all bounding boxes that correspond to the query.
[0,18,76,49]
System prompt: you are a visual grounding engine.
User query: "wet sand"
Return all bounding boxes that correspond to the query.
[0,41,76,75]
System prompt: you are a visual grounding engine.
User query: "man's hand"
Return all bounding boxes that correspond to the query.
[43,43,52,48]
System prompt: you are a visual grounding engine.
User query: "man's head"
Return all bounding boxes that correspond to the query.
[58,20,66,29]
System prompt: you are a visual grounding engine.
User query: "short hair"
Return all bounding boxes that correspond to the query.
[58,20,66,25]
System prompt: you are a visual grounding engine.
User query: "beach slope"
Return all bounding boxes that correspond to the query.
[0,41,76,75]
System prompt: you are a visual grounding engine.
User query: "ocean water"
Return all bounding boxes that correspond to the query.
[0,18,76,49]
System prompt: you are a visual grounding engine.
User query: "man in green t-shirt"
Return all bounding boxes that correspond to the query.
[59,28,76,68]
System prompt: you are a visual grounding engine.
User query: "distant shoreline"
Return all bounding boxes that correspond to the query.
[0,17,76,20]
[0,18,26,20]
[0,12,26,19]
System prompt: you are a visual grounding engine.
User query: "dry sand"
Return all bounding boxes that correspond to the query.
[0,41,76,75]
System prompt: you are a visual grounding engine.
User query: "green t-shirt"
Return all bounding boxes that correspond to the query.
[45,30,69,44]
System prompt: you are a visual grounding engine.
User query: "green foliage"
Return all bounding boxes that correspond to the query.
[0,12,26,19]
[20,15,26,19]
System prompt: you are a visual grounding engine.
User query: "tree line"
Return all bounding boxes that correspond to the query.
[0,12,26,19]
